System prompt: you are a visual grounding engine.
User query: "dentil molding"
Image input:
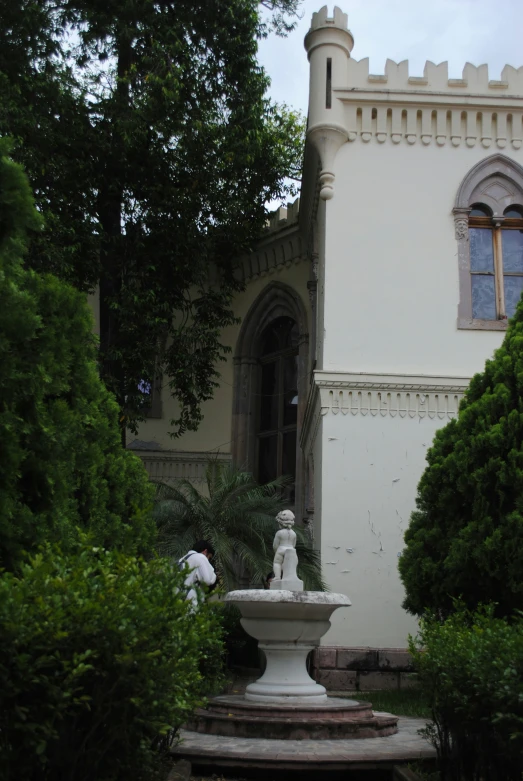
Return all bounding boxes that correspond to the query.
[301,371,470,455]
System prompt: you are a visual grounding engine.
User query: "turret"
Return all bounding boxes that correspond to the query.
[304,6,353,199]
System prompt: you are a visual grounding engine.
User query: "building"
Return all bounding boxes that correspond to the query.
[106,7,523,685]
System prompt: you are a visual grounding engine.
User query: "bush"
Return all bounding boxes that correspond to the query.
[0,140,155,569]
[399,295,523,617]
[410,605,523,781]
[0,542,225,781]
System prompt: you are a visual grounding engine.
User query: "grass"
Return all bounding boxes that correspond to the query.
[357,688,431,719]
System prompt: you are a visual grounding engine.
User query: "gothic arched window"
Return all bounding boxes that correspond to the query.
[231,282,309,517]
[454,155,523,329]
[257,316,299,502]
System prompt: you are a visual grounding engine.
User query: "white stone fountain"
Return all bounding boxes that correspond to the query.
[188,511,398,740]
[228,509,350,703]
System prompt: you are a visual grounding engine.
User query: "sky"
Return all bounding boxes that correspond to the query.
[258,0,523,117]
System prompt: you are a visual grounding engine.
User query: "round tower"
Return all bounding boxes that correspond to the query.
[304,6,354,199]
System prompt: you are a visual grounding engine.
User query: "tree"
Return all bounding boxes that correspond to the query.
[0,0,304,441]
[0,139,155,570]
[399,298,523,618]
[153,462,326,591]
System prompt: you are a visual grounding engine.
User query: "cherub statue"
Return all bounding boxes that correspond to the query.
[272,509,296,580]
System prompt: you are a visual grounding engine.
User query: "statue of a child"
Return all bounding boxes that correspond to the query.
[272,509,296,580]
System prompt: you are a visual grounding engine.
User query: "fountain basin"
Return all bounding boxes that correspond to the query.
[225,589,351,703]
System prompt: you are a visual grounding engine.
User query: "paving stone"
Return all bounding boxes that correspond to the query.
[172,717,436,769]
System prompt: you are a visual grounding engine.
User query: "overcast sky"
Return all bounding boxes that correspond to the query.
[258,0,523,116]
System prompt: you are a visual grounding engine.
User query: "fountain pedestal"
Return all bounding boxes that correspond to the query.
[186,510,398,741]
[230,589,348,702]
[187,588,399,740]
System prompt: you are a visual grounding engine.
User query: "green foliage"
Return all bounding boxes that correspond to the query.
[399,297,523,617]
[410,605,523,781]
[357,689,430,720]
[0,542,225,781]
[0,0,305,436]
[0,142,154,570]
[154,461,326,592]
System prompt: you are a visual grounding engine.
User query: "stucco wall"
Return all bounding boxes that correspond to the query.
[131,260,311,453]
[319,409,453,646]
[315,132,522,647]
[323,141,516,376]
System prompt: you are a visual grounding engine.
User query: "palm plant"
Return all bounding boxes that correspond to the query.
[153,461,326,592]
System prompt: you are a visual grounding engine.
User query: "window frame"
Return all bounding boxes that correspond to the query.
[468,211,523,322]
[256,326,299,493]
[231,281,309,521]
[455,154,523,331]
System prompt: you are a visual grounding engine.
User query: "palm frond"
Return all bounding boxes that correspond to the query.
[152,463,325,592]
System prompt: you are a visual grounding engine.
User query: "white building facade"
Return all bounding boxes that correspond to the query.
[122,7,523,686]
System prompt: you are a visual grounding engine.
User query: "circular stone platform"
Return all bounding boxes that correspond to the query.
[172,717,435,772]
[186,695,398,740]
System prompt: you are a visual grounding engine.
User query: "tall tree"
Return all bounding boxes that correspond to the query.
[399,299,523,618]
[0,138,155,570]
[0,0,303,440]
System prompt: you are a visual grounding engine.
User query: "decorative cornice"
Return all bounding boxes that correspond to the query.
[132,450,231,483]
[314,371,470,393]
[301,372,470,450]
[236,223,305,284]
[339,103,523,149]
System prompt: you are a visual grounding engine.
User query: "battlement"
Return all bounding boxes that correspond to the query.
[309,5,348,32]
[266,198,300,233]
[347,58,523,94]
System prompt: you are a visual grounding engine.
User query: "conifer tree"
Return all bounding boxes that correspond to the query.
[0,140,154,570]
[399,299,523,618]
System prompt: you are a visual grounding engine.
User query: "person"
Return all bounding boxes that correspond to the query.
[263,571,275,590]
[178,540,216,607]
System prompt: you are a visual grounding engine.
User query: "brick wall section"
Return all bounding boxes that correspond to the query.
[311,647,416,691]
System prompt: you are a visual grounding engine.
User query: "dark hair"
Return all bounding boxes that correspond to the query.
[266,572,275,582]
[194,540,215,556]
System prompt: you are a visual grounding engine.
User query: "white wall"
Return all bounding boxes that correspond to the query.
[323,140,518,376]
[319,409,446,647]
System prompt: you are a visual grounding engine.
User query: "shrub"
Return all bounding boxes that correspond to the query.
[410,605,523,781]
[0,140,155,569]
[399,295,523,617]
[0,542,225,781]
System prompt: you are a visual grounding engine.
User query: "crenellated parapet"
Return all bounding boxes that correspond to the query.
[346,59,523,94]
[235,198,304,284]
[304,7,523,197]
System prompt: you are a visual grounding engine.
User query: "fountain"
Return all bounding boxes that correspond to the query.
[188,511,398,740]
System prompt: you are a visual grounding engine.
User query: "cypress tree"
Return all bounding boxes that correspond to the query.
[0,140,155,570]
[399,299,523,618]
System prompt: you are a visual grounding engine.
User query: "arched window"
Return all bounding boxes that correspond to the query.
[232,282,309,516]
[455,155,523,329]
[468,202,523,320]
[257,316,299,502]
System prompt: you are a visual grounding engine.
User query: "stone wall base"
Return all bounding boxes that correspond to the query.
[311,646,416,691]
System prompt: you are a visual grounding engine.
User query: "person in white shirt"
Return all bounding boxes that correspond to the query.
[178,540,217,607]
